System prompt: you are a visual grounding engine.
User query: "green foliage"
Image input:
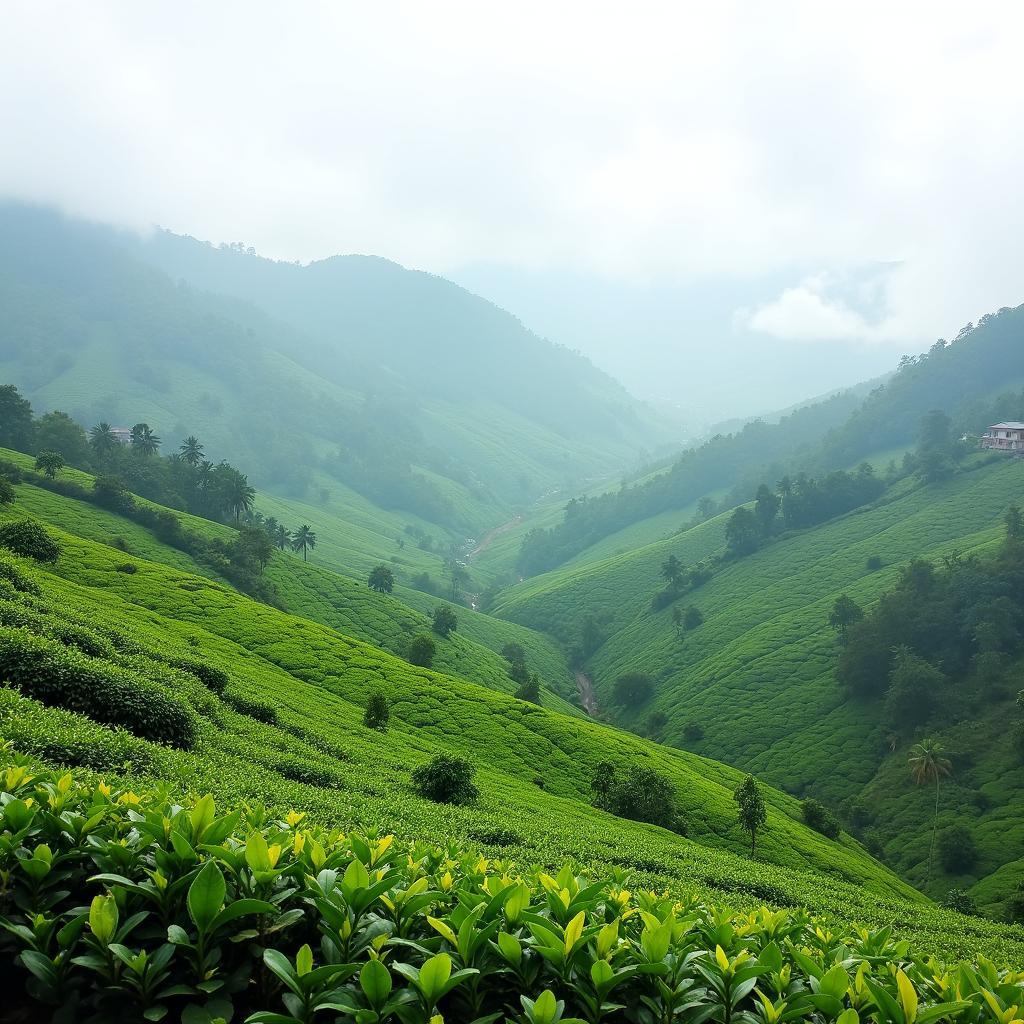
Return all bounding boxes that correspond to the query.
[0,519,61,563]
[943,888,979,916]
[515,673,542,705]
[682,605,704,631]
[801,799,841,840]
[411,753,479,805]
[407,632,436,668]
[613,672,654,706]
[33,449,65,479]
[597,762,680,831]
[726,506,760,557]
[735,775,767,857]
[885,649,944,732]
[938,825,979,874]
[368,563,395,593]
[0,627,198,747]
[828,594,864,644]
[3,760,1021,1024]
[363,690,390,731]
[431,604,457,637]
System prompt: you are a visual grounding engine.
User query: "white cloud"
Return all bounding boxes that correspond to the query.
[1,1,1023,352]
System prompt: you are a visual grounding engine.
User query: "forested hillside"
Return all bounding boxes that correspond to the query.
[0,203,670,537]
[497,452,1024,915]
[519,307,1024,575]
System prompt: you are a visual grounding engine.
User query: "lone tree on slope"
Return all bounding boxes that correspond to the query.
[368,564,395,593]
[734,774,767,857]
[34,450,65,479]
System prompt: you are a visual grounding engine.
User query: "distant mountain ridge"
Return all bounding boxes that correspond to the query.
[0,202,673,533]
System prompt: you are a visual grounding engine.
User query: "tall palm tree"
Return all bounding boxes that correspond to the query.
[130,423,161,456]
[89,422,117,458]
[179,435,204,467]
[224,471,255,524]
[908,738,952,886]
[274,524,291,550]
[291,525,317,561]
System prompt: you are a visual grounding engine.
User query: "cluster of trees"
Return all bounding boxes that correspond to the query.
[837,506,1024,736]
[501,642,541,704]
[726,464,885,558]
[651,553,714,612]
[518,305,1024,578]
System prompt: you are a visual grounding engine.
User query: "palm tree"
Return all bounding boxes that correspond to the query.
[224,470,255,524]
[291,525,317,561]
[179,435,204,467]
[274,524,291,550]
[89,422,117,458]
[34,450,65,479]
[908,738,952,886]
[130,423,161,456]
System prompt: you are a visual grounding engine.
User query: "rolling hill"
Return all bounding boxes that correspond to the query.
[494,454,1024,913]
[0,202,671,541]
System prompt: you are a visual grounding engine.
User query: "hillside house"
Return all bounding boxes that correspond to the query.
[981,422,1024,452]
[110,426,133,445]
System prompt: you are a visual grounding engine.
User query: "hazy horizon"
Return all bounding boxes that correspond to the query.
[4,2,1024,418]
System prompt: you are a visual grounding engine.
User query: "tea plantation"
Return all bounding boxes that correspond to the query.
[494,458,1024,911]
[2,466,1024,1019]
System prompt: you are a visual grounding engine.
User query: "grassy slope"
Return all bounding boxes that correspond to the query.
[1,452,574,705]
[494,458,1024,910]
[0,505,917,900]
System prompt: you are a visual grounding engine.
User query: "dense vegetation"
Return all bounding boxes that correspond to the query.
[497,455,1024,913]
[518,307,1024,575]
[0,202,667,537]
[4,760,1023,1024]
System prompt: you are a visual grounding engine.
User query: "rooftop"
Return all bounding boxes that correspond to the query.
[990,421,1024,430]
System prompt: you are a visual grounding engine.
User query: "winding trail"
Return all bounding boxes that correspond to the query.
[469,514,522,559]
[575,671,599,716]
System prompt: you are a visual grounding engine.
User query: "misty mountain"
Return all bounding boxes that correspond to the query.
[0,203,673,529]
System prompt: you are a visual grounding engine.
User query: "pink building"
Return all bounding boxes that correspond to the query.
[981,422,1024,452]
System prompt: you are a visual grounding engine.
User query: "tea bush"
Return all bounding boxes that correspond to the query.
[412,753,479,805]
[0,518,61,562]
[0,627,198,748]
[1,759,1022,1024]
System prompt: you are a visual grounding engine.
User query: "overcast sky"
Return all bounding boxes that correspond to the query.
[3,2,1023,419]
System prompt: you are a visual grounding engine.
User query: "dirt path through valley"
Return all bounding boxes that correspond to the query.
[575,671,598,716]
[469,514,522,558]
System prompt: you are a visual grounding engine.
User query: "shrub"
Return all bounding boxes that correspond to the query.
[0,557,41,595]
[515,673,541,704]
[168,657,229,695]
[501,642,525,663]
[943,889,979,916]
[866,555,884,571]
[646,710,669,738]
[274,756,345,789]
[432,605,458,637]
[363,690,390,730]
[407,632,436,668]
[0,520,61,563]
[0,476,13,506]
[650,587,678,612]
[223,690,279,725]
[594,763,679,831]
[0,458,25,483]
[0,627,197,748]
[938,824,979,873]
[93,475,135,513]
[115,562,138,574]
[682,720,704,742]
[613,671,654,706]
[368,564,395,593]
[801,798,841,839]
[682,606,704,631]
[466,825,524,847]
[411,753,479,804]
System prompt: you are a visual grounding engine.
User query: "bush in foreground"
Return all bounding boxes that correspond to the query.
[0,756,1020,1024]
